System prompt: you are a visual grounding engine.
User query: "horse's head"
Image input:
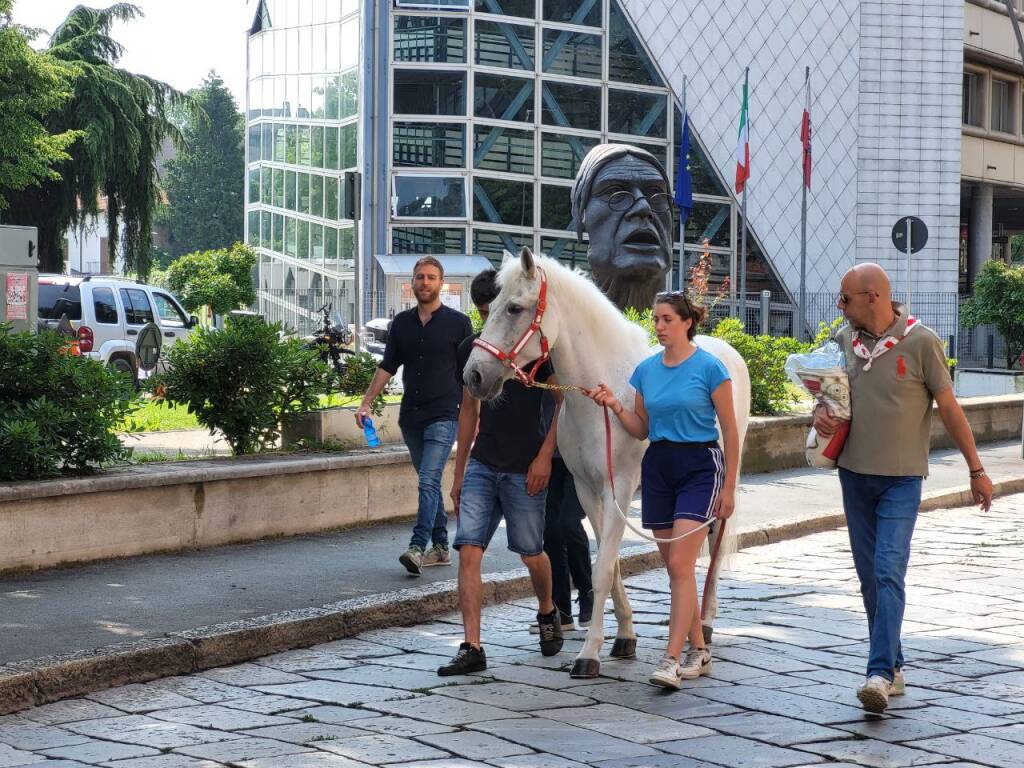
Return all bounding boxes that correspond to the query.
[464,247,560,401]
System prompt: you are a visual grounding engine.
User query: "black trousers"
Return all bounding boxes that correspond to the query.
[543,457,593,618]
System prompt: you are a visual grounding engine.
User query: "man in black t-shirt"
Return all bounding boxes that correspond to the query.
[356,256,473,575]
[437,269,565,676]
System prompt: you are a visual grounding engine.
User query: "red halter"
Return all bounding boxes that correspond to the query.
[471,267,550,386]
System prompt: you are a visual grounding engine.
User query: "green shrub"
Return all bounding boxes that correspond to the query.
[710,318,809,415]
[960,259,1024,369]
[152,316,331,454]
[335,350,386,418]
[0,325,134,480]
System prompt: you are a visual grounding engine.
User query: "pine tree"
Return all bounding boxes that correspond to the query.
[162,72,245,258]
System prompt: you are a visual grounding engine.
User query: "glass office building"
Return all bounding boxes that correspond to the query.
[245,0,792,332]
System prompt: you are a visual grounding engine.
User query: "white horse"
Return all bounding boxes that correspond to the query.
[464,248,751,678]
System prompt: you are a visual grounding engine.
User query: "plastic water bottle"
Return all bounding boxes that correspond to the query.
[362,417,381,448]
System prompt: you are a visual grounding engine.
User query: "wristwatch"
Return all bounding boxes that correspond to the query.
[969,467,986,479]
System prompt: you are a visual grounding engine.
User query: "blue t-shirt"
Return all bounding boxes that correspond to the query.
[628,347,731,443]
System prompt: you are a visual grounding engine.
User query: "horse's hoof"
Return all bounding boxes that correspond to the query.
[609,638,637,659]
[702,625,714,645]
[570,658,601,678]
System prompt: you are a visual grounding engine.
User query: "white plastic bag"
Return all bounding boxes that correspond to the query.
[785,342,851,469]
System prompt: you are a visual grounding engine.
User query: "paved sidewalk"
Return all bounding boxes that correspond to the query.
[2,494,1023,767]
[0,442,1020,665]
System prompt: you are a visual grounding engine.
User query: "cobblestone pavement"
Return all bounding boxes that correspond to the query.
[3,495,1024,768]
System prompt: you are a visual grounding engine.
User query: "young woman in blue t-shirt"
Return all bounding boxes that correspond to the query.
[585,292,739,690]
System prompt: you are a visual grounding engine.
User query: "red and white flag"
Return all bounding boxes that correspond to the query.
[734,79,750,194]
[800,79,812,189]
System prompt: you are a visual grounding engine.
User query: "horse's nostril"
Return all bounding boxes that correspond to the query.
[469,369,482,387]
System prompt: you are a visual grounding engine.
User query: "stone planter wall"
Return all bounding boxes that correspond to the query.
[1,395,1018,573]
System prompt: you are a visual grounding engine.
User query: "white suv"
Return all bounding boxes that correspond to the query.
[37,275,196,380]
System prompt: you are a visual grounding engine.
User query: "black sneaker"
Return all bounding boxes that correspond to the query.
[577,589,594,628]
[537,609,564,657]
[437,642,487,676]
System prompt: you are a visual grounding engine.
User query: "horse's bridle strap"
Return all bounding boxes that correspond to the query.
[472,267,550,385]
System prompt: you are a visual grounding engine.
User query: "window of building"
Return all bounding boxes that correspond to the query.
[674,107,729,198]
[393,69,467,115]
[475,73,534,121]
[475,19,535,70]
[991,78,1015,134]
[541,132,599,179]
[396,0,471,9]
[685,201,731,248]
[394,123,466,167]
[341,123,358,168]
[963,71,983,127]
[541,236,589,269]
[542,30,601,79]
[541,81,601,131]
[475,0,534,18]
[540,184,574,230]
[285,169,297,210]
[608,89,667,138]
[326,126,340,169]
[249,168,261,203]
[393,175,467,218]
[543,0,601,27]
[392,227,466,254]
[473,177,533,226]
[608,2,662,86]
[473,229,532,260]
[310,174,324,217]
[394,16,467,63]
[474,126,534,173]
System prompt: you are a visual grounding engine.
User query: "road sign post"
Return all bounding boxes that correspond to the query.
[891,216,928,313]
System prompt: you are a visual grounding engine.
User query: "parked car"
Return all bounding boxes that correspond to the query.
[37,275,196,381]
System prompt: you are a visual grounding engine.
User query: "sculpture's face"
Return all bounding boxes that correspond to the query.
[584,156,672,284]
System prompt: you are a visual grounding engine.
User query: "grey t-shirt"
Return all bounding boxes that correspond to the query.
[835,305,952,477]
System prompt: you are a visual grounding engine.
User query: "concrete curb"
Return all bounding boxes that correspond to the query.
[2,476,1021,715]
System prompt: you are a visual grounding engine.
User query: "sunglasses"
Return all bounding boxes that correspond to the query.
[837,290,874,305]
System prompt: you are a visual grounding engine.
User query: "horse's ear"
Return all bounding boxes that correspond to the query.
[520,246,535,278]
[501,249,514,266]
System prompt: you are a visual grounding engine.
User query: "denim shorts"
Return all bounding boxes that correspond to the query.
[640,441,725,529]
[454,458,548,555]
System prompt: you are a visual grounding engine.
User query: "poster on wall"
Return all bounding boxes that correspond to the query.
[5,273,28,320]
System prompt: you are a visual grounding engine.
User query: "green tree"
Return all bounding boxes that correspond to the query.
[162,72,244,257]
[0,0,80,208]
[1,4,191,279]
[165,242,256,316]
[961,259,1024,369]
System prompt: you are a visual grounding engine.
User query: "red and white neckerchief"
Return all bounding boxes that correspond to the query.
[851,315,919,371]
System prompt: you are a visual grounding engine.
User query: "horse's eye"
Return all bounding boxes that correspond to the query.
[507,304,524,315]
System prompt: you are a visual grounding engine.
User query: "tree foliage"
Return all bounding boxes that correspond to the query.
[153,316,331,455]
[961,259,1024,369]
[1,4,192,279]
[162,72,244,257]
[165,242,256,316]
[0,1,80,208]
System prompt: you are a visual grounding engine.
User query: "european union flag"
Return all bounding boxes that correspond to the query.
[674,112,692,226]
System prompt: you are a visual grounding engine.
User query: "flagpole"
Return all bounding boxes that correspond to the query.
[679,75,687,292]
[799,66,810,342]
[739,67,749,326]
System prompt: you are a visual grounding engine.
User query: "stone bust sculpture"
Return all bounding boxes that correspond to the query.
[570,144,673,313]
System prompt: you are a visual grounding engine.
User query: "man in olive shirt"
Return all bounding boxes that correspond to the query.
[815,263,993,713]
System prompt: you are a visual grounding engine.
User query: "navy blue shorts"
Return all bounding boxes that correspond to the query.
[640,441,725,530]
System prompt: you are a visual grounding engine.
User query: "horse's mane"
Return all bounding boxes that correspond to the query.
[497,253,649,350]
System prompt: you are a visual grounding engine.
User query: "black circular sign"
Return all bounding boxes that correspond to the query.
[135,322,162,372]
[891,216,928,254]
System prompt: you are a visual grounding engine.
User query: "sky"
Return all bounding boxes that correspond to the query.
[17,0,254,106]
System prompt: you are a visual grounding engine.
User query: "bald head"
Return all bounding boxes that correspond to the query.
[843,263,892,299]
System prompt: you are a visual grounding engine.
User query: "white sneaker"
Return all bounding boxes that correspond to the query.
[679,647,713,679]
[649,654,683,690]
[891,668,906,697]
[857,675,891,713]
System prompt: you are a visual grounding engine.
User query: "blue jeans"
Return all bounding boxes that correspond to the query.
[839,468,922,682]
[402,419,457,551]
[454,458,548,555]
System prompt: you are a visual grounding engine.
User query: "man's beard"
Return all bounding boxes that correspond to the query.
[416,288,440,305]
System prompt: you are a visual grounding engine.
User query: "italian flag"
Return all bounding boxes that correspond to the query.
[734,80,750,194]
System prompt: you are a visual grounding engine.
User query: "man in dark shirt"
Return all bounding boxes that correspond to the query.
[356,256,473,575]
[437,269,564,676]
